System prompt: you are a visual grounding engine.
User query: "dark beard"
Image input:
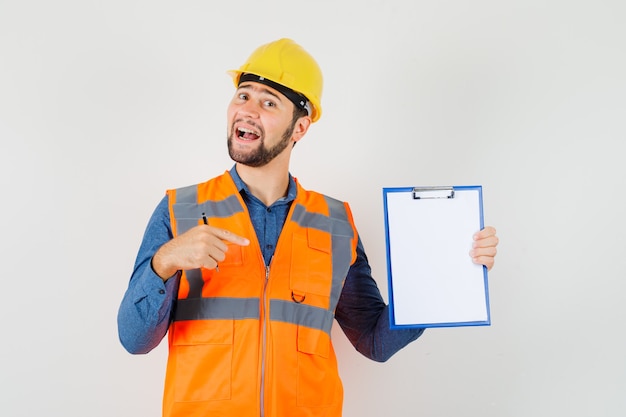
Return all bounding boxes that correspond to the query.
[227,123,295,168]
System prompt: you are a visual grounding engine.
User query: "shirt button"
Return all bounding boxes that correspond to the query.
[266,244,274,250]
[266,207,272,213]
[158,289,165,295]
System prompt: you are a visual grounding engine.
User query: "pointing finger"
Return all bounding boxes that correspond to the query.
[211,227,250,246]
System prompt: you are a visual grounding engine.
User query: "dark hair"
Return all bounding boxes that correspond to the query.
[291,105,308,125]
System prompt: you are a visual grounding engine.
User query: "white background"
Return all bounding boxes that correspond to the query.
[1,1,625,416]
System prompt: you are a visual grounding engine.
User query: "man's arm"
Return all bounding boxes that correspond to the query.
[117,196,179,354]
[117,193,251,354]
[334,237,424,363]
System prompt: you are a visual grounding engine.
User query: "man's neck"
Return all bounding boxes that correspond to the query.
[235,162,290,207]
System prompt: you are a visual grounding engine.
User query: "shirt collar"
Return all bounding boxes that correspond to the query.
[229,165,297,204]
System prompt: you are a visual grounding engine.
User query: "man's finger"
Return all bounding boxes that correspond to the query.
[473,235,499,249]
[473,226,497,240]
[211,227,250,246]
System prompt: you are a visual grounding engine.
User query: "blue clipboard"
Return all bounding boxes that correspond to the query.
[383,185,490,328]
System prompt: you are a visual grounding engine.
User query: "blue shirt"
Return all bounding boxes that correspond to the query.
[117,167,423,362]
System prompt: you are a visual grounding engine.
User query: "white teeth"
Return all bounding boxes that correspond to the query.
[238,127,257,134]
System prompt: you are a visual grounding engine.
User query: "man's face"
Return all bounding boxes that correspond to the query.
[226,81,297,168]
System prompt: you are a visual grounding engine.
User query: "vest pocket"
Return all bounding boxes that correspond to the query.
[171,319,233,402]
[296,325,340,407]
[290,229,332,297]
[221,242,244,266]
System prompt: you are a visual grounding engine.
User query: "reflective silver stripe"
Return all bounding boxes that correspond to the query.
[270,299,334,335]
[173,194,244,235]
[175,184,198,203]
[175,297,338,334]
[290,198,355,310]
[174,297,260,321]
[185,269,204,299]
[325,196,354,309]
[290,204,328,231]
[171,184,198,236]
[290,204,354,237]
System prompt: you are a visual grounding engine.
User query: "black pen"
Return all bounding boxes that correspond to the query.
[202,213,219,272]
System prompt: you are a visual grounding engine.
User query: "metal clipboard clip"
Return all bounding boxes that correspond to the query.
[412,186,455,199]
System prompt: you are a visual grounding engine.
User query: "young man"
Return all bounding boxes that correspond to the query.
[118,38,499,417]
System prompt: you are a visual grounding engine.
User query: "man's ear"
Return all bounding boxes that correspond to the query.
[292,116,312,144]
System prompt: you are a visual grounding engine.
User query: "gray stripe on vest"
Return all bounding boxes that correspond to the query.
[170,184,198,236]
[291,204,353,237]
[175,184,198,204]
[174,297,333,334]
[324,196,354,309]
[270,299,334,335]
[174,297,260,321]
[291,198,354,310]
[173,195,244,235]
[175,219,200,237]
[183,269,204,299]
[290,204,327,232]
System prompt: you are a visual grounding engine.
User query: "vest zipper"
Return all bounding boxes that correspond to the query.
[260,263,270,417]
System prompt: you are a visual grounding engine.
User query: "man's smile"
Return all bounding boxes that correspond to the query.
[237,127,260,141]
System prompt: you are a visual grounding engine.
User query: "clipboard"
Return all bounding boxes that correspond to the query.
[382,185,490,328]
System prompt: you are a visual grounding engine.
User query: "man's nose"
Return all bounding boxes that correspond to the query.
[238,99,261,118]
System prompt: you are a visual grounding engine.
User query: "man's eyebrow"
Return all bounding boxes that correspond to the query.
[238,83,284,102]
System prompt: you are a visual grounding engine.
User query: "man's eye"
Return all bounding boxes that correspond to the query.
[263,100,276,107]
[238,93,248,100]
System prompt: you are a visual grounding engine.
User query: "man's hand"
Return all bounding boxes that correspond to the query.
[470,226,499,271]
[152,225,250,280]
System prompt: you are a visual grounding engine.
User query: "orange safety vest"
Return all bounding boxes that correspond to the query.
[162,172,358,417]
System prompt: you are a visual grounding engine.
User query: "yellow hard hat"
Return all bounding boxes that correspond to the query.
[228,38,323,122]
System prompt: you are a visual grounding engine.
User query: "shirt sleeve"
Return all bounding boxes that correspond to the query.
[117,195,180,354]
[334,236,425,362]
